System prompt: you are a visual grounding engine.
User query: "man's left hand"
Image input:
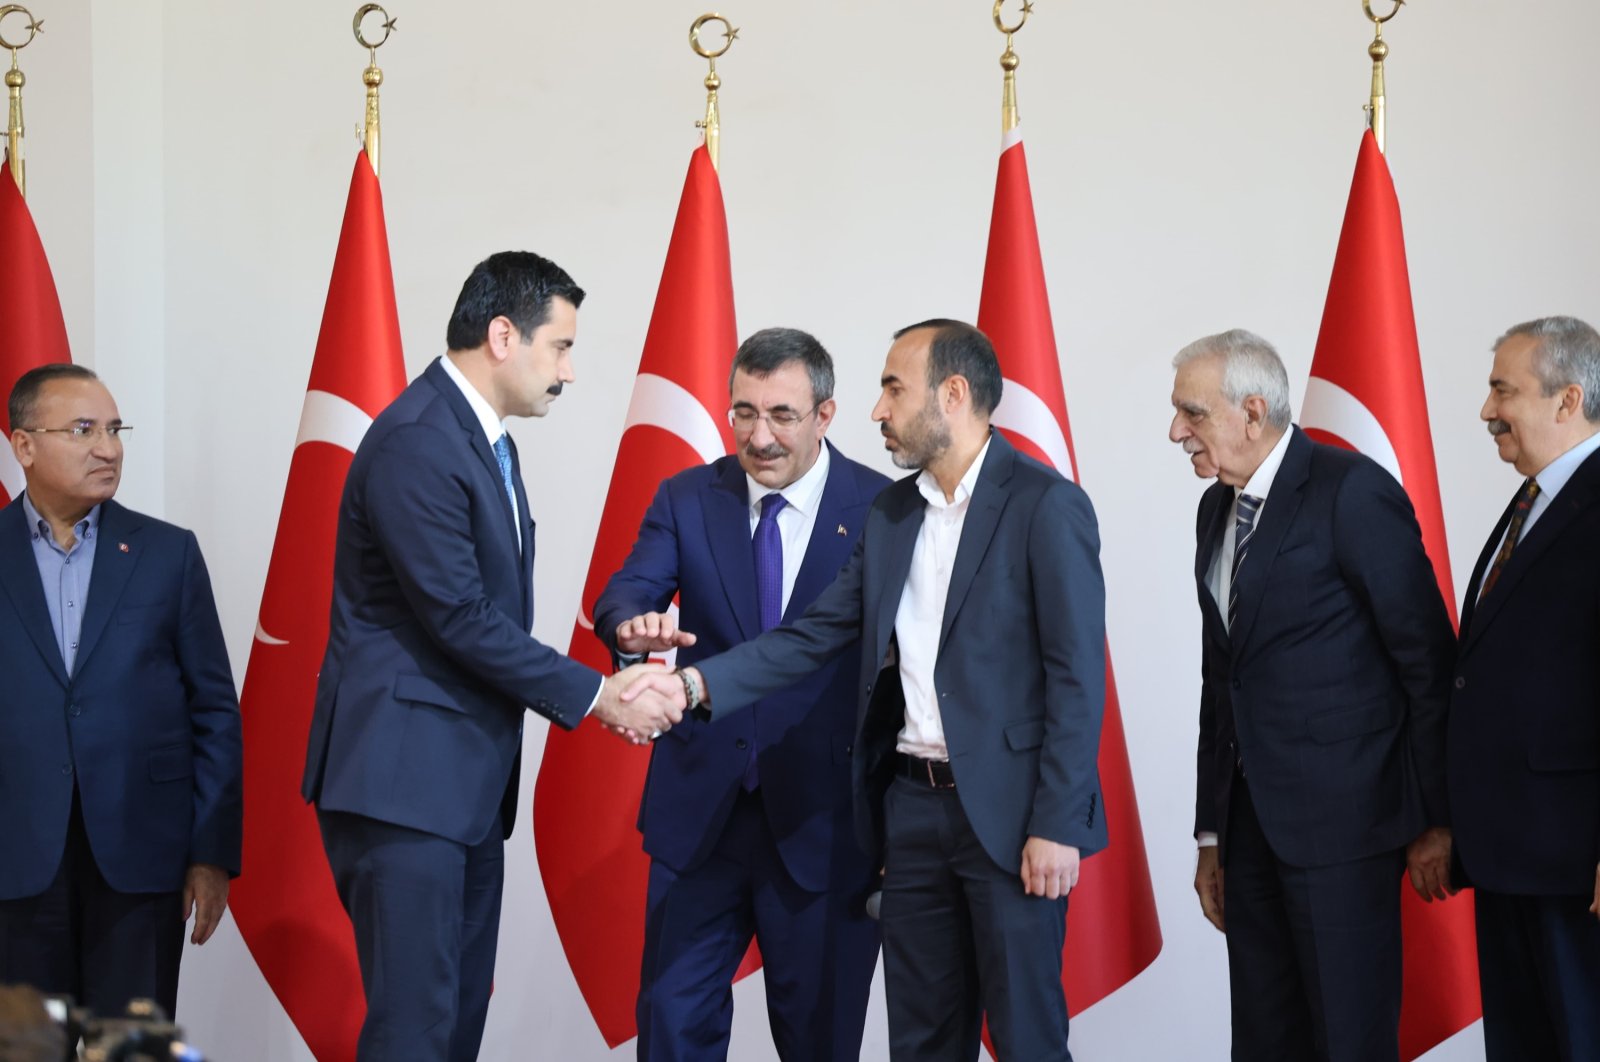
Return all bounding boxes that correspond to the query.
[183,864,230,945]
[1405,826,1456,902]
[1589,863,1600,922]
[1020,837,1080,900]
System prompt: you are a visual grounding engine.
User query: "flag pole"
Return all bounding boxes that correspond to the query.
[689,12,738,173]
[352,3,396,177]
[1363,0,1405,155]
[993,0,1033,134]
[0,5,41,199]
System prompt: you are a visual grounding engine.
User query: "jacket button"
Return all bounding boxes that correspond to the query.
[865,684,873,695]
[735,738,749,750]
[1453,676,1466,690]
[68,704,82,718]
[60,763,72,776]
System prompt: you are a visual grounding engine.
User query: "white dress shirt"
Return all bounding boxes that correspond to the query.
[894,437,992,761]
[746,442,831,618]
[1476,429,1600,598]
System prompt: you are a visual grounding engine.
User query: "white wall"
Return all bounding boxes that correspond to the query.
[17,0,1600,1057]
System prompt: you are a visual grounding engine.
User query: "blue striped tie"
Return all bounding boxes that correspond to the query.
[492,434,519,526]
[1227,493,1263,632]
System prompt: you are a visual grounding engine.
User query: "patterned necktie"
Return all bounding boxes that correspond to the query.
[746,492,788,790]
[1479,477,1540,599]
[1227,493,1263,632]
[492,434,519,529]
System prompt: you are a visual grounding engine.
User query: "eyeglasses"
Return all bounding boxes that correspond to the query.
[728,405,818,431]
[20,422,133,443]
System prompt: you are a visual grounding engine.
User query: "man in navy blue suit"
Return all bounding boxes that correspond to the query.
[594,328,888,1061]
[0,364,242,1019]
[302,252,682,1061]
[1168,329,1456,1062]
[1450,316,1600,1061]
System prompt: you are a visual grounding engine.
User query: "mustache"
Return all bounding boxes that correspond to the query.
[744,442,788,461]
[1487,419,1510,437]
[546,383,564,396]
[1181,440,1204,455]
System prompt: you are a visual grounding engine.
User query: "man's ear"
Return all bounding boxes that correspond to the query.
[1242,395,1269,440]
[1556,383,1587,424]
[485,316,518,364]
[10,429,34,470]
[942,374,971,413]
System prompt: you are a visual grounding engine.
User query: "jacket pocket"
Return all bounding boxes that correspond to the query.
[148,743,192,782]
[394,672,468,714]
[1306,699,1398,743]
[1005,719,1045,751]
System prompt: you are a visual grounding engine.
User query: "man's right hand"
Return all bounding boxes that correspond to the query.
[593,663,685,744]
[615,612,698,655]
[1195,845,1225,933]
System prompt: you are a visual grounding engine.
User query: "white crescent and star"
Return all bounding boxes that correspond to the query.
[993,376,1076,483]
[1299,375,1405,488]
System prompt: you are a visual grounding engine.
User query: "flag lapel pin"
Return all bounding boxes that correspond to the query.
[836,524,847,536]
[118,542,129,553]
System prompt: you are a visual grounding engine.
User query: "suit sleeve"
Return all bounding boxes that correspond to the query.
[1332,461,1456,828]
[696,530,867,719]
[1024,482,1108,849]
[366,422,601,728]
[592,479,682,662]
[175,531,244,877]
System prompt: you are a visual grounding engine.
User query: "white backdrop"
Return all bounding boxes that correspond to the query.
[15,1,1600,1058]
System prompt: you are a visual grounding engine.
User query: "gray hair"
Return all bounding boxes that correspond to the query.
[1172,328,1292,429]
[1495,316,1600,422]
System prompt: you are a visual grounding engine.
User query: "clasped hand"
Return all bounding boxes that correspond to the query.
[592,662,688,745]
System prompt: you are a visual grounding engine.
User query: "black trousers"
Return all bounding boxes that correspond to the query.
[0,790,184,1018]
[879,775,1072,1062]
[1475,887,1600,1062]
[1223,776,1405,1062]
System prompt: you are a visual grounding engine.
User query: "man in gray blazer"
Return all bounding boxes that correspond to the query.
[632,319,1108,1061]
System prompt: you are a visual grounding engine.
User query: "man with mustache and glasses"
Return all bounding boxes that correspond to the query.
[1167,329,1455,1062]
[0,364,242,1020]
[594,327,888,1061]
[1450,316,1600,1061]
[630,319,1108,1061]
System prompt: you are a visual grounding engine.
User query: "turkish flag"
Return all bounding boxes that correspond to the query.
[1301,130,1479,1059]
[979,129,1163,1035]
[229,152,407,1062]
[533,144,739,1047]
[0,161,72,505]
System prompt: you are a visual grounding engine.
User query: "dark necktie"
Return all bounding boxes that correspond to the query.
[747,492,788,789]
[492,434,519,529]
[1227,493,1263,632]
[1479,478,1540,599]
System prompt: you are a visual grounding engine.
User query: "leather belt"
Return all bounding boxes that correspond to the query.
[899,754,956,790]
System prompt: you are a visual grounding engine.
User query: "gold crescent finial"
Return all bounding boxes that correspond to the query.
[352,4,395,176]
[993,0,1034,134]
[0,4,40,197]
[1362,0,1405,155]
[1363,0,1405,26]
[689,14,739,173]
[993,0,1034,36]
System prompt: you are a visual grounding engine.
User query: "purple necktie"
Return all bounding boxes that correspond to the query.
[746,492,788,789]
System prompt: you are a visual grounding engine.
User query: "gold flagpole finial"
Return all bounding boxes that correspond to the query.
[690,13,738,173]
[0,4,42,198]
[1363,0,1405,155]
[994,0,1033,135]
[353,4,396,176]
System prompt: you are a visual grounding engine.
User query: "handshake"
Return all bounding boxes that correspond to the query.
[590,611,703,745]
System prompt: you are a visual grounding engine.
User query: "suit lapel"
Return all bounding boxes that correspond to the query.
[424,359,521,552]
[1458,487,1518,645]
[509,437,535,628]
[0,499,69,686]
[787,443,860,622]
[74,501,142,678]
[938,435,1013,654]
[873,484,925,659]
[704,460,761,641]
[1195,483,1230,630]
[1228,429,1309,655]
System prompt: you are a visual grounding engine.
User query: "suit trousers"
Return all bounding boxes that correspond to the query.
[1223,775,1405,1062]
[880,775,1071,1062]
[319,807,504,1062]
[636,788,880,1062]
[0,788,183,1019]
[1475,888,1600,1061]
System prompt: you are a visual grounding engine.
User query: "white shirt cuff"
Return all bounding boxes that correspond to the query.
[583,675,604,717]
[1196,831,1219,848]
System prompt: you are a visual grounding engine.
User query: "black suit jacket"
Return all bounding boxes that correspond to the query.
[695,432,1108,874]
[1449,443,1600,895]
[1193,427,1454,868]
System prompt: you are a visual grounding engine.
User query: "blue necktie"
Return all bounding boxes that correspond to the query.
[746,492,788,789]
[1227,493,1263,632]
[492,434,519,529]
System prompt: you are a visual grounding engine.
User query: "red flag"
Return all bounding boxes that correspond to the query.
[978,129,1163,1028]
[0,162,72,505]
[1301,129,1479,1059]
[229,152,407,1062]
[533,144,739,1047]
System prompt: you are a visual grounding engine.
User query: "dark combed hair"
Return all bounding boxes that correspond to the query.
[892,318,1003,415]
[7,363,100,431]
[445,251,586,351]
[727,327,835,405]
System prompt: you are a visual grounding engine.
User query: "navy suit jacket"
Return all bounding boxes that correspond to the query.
[1449,444,1600,895]
[694,432,1108,874]
[302,358,600,846]
[593,443,889,891]
[1192,427,1455,868]
[0,498,242,899]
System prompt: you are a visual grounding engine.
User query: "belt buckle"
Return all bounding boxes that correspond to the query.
[925,759,954,790]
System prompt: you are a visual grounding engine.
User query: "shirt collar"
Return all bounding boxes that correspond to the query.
[21,491,100,542]
[747,440,831,519]
[917,434,993,511]
[1533,428,1600,502]
[439,354,508,448]
[1237,425,1294,501]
